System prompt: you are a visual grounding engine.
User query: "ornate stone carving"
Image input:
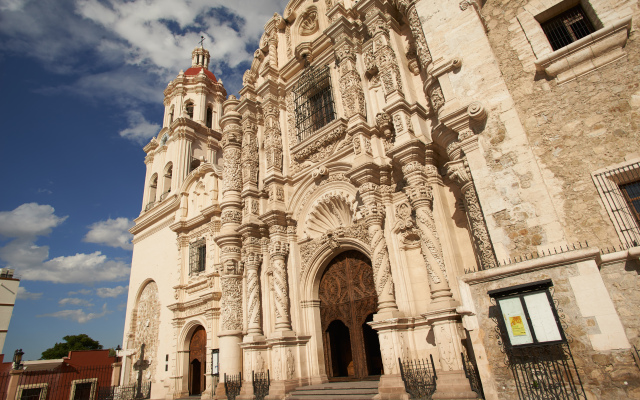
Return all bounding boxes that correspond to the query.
[393,202,420,244]
[446,160,498,270]
[264,104,284,172]
[429,84,445,113]
[299,7,319,36]
[221,210,242,224]
[128,281,160,383]
[268,240,291,330]
[222,147,242,194]
[244,253,263,333]
[221,276,243,331]
[286,349,295,379]
[306,191,357,238]
[292,125,347,163]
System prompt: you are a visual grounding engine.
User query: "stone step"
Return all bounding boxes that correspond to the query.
[287,380,379,400]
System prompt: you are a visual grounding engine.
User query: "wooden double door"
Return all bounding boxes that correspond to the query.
[319,251,383,380]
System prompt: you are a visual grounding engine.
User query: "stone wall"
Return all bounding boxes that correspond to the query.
[600,255,640,347]
[481,0,640,249]
[461,251,640,399]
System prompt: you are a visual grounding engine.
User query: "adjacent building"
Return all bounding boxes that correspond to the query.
[121,0,640,398]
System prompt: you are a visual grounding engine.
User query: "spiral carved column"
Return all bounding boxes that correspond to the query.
[268,240,292,332]
[358,182,399,318]
[403,161,453,304]
[244,253,263,336]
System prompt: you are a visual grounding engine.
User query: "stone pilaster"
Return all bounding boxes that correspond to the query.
[446,158,498,271]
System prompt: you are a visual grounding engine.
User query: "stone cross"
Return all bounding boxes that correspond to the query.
[133,343,150,399]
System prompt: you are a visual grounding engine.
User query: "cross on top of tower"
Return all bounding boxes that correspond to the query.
[199,36,205,48]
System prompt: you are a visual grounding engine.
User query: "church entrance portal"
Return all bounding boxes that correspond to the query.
[188,326,206,395]
[319,251,382,380]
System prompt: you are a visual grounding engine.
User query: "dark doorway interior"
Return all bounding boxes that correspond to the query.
[362,313,383,375]
[189,326,206,395]
[327,319,353,377]
[190,359,201,395]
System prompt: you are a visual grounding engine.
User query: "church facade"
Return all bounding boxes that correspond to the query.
[121,0,640,398]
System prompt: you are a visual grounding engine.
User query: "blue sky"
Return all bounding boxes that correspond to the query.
[0,0,288,360]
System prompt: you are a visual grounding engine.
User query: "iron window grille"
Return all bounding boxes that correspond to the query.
[293,64,336,143]
[189,238,206,274]
[541,6,595,51]
[593,161,640,247]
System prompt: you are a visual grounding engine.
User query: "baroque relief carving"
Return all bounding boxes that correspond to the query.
[128,281,160,382]
[220,276,243,331]
[299,7,319,36]
[306,191,358,238]
[292,125,347,163]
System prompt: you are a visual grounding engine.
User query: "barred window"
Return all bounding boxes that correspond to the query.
[593,161,640,247]
[189,238,206,274]
[293,64,336,143]
[541,5,595,51]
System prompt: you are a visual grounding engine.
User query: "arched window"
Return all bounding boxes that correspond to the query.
[161,163,173,200]
[186,102,194,119]
[206,106,213,128]
[146,174,158,211]
[169,106,175,126]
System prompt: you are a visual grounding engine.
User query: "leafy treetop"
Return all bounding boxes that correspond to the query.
[41,334,103,360]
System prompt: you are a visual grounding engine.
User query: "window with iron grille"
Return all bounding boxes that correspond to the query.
[189,238,206,274]
[293,64,336,143]
[541,5,595,51]
[593,161,640,247]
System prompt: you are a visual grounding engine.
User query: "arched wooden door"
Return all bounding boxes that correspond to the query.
[189,326,206,395]
[319,251,381,380]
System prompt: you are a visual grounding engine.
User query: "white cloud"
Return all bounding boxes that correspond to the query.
[0,203,67,238]
[17,287,43,300]
[84,218,135,250]
[68,289,92,296]
[96,285,128,298]
[59,297,94,307]
[19,252,131,283]
[0,203,131,284]
[38,303,110,324]
[118,112,161,145]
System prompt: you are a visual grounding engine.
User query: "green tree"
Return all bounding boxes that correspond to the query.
[41,334,103,359]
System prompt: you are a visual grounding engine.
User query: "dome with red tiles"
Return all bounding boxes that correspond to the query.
[184,67,217,82]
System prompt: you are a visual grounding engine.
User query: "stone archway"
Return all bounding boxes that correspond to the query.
[319,250,382,380]
[188,326,206,395]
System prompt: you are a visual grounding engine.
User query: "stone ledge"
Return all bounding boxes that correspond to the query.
[534,16,632,83]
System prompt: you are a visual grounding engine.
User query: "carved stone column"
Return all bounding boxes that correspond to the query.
[214,96,244,398]
[358,182,400,319]
[268,239,292,333]
[389,139,477,400]
[244,252,264,337]
[446,158,498,271]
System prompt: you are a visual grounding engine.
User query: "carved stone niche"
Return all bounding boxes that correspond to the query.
[299,7,319,36]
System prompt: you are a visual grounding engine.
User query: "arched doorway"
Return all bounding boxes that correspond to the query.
[189,326,206,395]
[319,251,382,380]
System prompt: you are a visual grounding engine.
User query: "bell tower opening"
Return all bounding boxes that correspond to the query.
[319,251,379,380]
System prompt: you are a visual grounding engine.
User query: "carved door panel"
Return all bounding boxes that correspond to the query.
[319,251,378,380]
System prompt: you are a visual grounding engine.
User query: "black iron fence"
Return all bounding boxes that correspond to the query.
[223,372,241,400]
[96,381,151,400]
[461,352,484,399]
[398,356,437,400]
[507,344,587,400]
[252,370,269,400]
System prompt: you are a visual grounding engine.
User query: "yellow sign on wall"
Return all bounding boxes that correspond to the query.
[510,316,526,336]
